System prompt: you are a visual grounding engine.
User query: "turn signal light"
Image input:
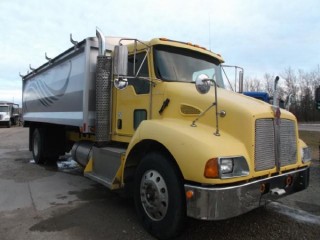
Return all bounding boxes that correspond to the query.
[204,158,219,178]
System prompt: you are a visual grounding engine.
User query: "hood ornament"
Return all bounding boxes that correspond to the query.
[272,106,281,125]
[272,76,281,125]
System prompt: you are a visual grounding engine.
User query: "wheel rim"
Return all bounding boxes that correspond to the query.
[140,170,168,221]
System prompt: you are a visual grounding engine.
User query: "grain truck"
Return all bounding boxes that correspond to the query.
[21,29,311,239]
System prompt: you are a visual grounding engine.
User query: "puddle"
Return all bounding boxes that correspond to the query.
[269,201,320,225]
[0,149,13,155]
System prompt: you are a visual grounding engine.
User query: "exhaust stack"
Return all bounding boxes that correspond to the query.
[96,28,106,56]
[95,28,112,146]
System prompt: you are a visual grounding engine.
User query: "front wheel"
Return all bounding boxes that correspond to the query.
[134,152,186,239]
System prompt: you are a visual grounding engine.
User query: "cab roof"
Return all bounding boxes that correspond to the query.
[127,38,225,63]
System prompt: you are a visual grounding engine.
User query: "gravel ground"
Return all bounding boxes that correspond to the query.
[0,126,319,240]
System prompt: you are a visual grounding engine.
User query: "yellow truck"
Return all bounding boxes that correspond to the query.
[22,29,311,239]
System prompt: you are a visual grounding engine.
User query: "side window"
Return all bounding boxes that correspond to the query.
[128,53,150,94]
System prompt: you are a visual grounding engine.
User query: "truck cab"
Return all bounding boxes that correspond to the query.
[0,105,10,127]
[0,102,19,128]
[22,30,311,239]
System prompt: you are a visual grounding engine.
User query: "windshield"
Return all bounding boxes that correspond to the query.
[154,45,224,88]
[0,106,9,112]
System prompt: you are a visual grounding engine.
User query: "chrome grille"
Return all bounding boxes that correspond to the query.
[280,119,297,166]
[255,118,297,171]
[255,119,276,171]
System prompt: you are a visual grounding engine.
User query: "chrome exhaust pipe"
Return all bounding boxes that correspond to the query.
[71,141,94,167]
[96,27,106,56]
[270,188,286,196]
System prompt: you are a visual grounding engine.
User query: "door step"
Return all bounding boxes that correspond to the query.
[85,146,126,189]
[84,172,114,189]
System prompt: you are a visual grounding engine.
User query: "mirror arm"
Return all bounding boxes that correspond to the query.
[238,69,244,93]
[212,80,220,136]
[191,102,216,127]
[135,48,150,77]
[133,40,137,76]
[221,66,234,92]
[191,79,221,136]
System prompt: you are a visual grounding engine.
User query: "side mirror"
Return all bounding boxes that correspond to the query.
[316,86,320,111]
[113,45,128,76]
[113,45,128,90]
[195,74,211,94]
[114,77,128,90]
[238,70,243,93]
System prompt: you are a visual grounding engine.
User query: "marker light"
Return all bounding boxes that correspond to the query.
[260,183,266,193]
[186,190,194,199]
[286,175,293,186]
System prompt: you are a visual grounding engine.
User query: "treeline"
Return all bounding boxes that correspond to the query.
[244,66,320,122]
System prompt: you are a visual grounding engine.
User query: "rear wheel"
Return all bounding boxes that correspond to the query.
[32,128,59,164]
[32,129,45,164]
[134,152,186,240]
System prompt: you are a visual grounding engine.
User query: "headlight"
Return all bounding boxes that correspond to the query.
[301,147,312,163]
[219,157,249,179]
[220,158,233,174]
[4,116,10,120]
[204,156,249,179]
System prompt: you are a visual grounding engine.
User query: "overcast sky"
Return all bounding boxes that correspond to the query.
[1,0,319,105]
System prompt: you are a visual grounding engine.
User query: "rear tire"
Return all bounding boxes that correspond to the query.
[134,152,186,240]
[32,129,45,164]
[32,128,59,164]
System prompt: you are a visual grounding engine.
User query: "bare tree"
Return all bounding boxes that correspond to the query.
[244,77,263,92]
[298,67,320,121]
[240,65,319,122]
[263,73,275,96]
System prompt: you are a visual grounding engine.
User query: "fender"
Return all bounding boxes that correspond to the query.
[125,118,251,184]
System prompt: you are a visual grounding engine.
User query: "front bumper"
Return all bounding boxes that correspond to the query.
[185,167,309,220]
[0,120,10,124]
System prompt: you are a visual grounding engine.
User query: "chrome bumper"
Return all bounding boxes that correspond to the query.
[185,167,309,220]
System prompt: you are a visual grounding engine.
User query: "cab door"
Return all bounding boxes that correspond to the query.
[113,51,151,142]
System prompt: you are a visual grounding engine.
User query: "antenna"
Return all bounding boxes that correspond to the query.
[208,13,211,51]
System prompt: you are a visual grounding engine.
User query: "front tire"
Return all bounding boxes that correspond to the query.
[134,152,186,239]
